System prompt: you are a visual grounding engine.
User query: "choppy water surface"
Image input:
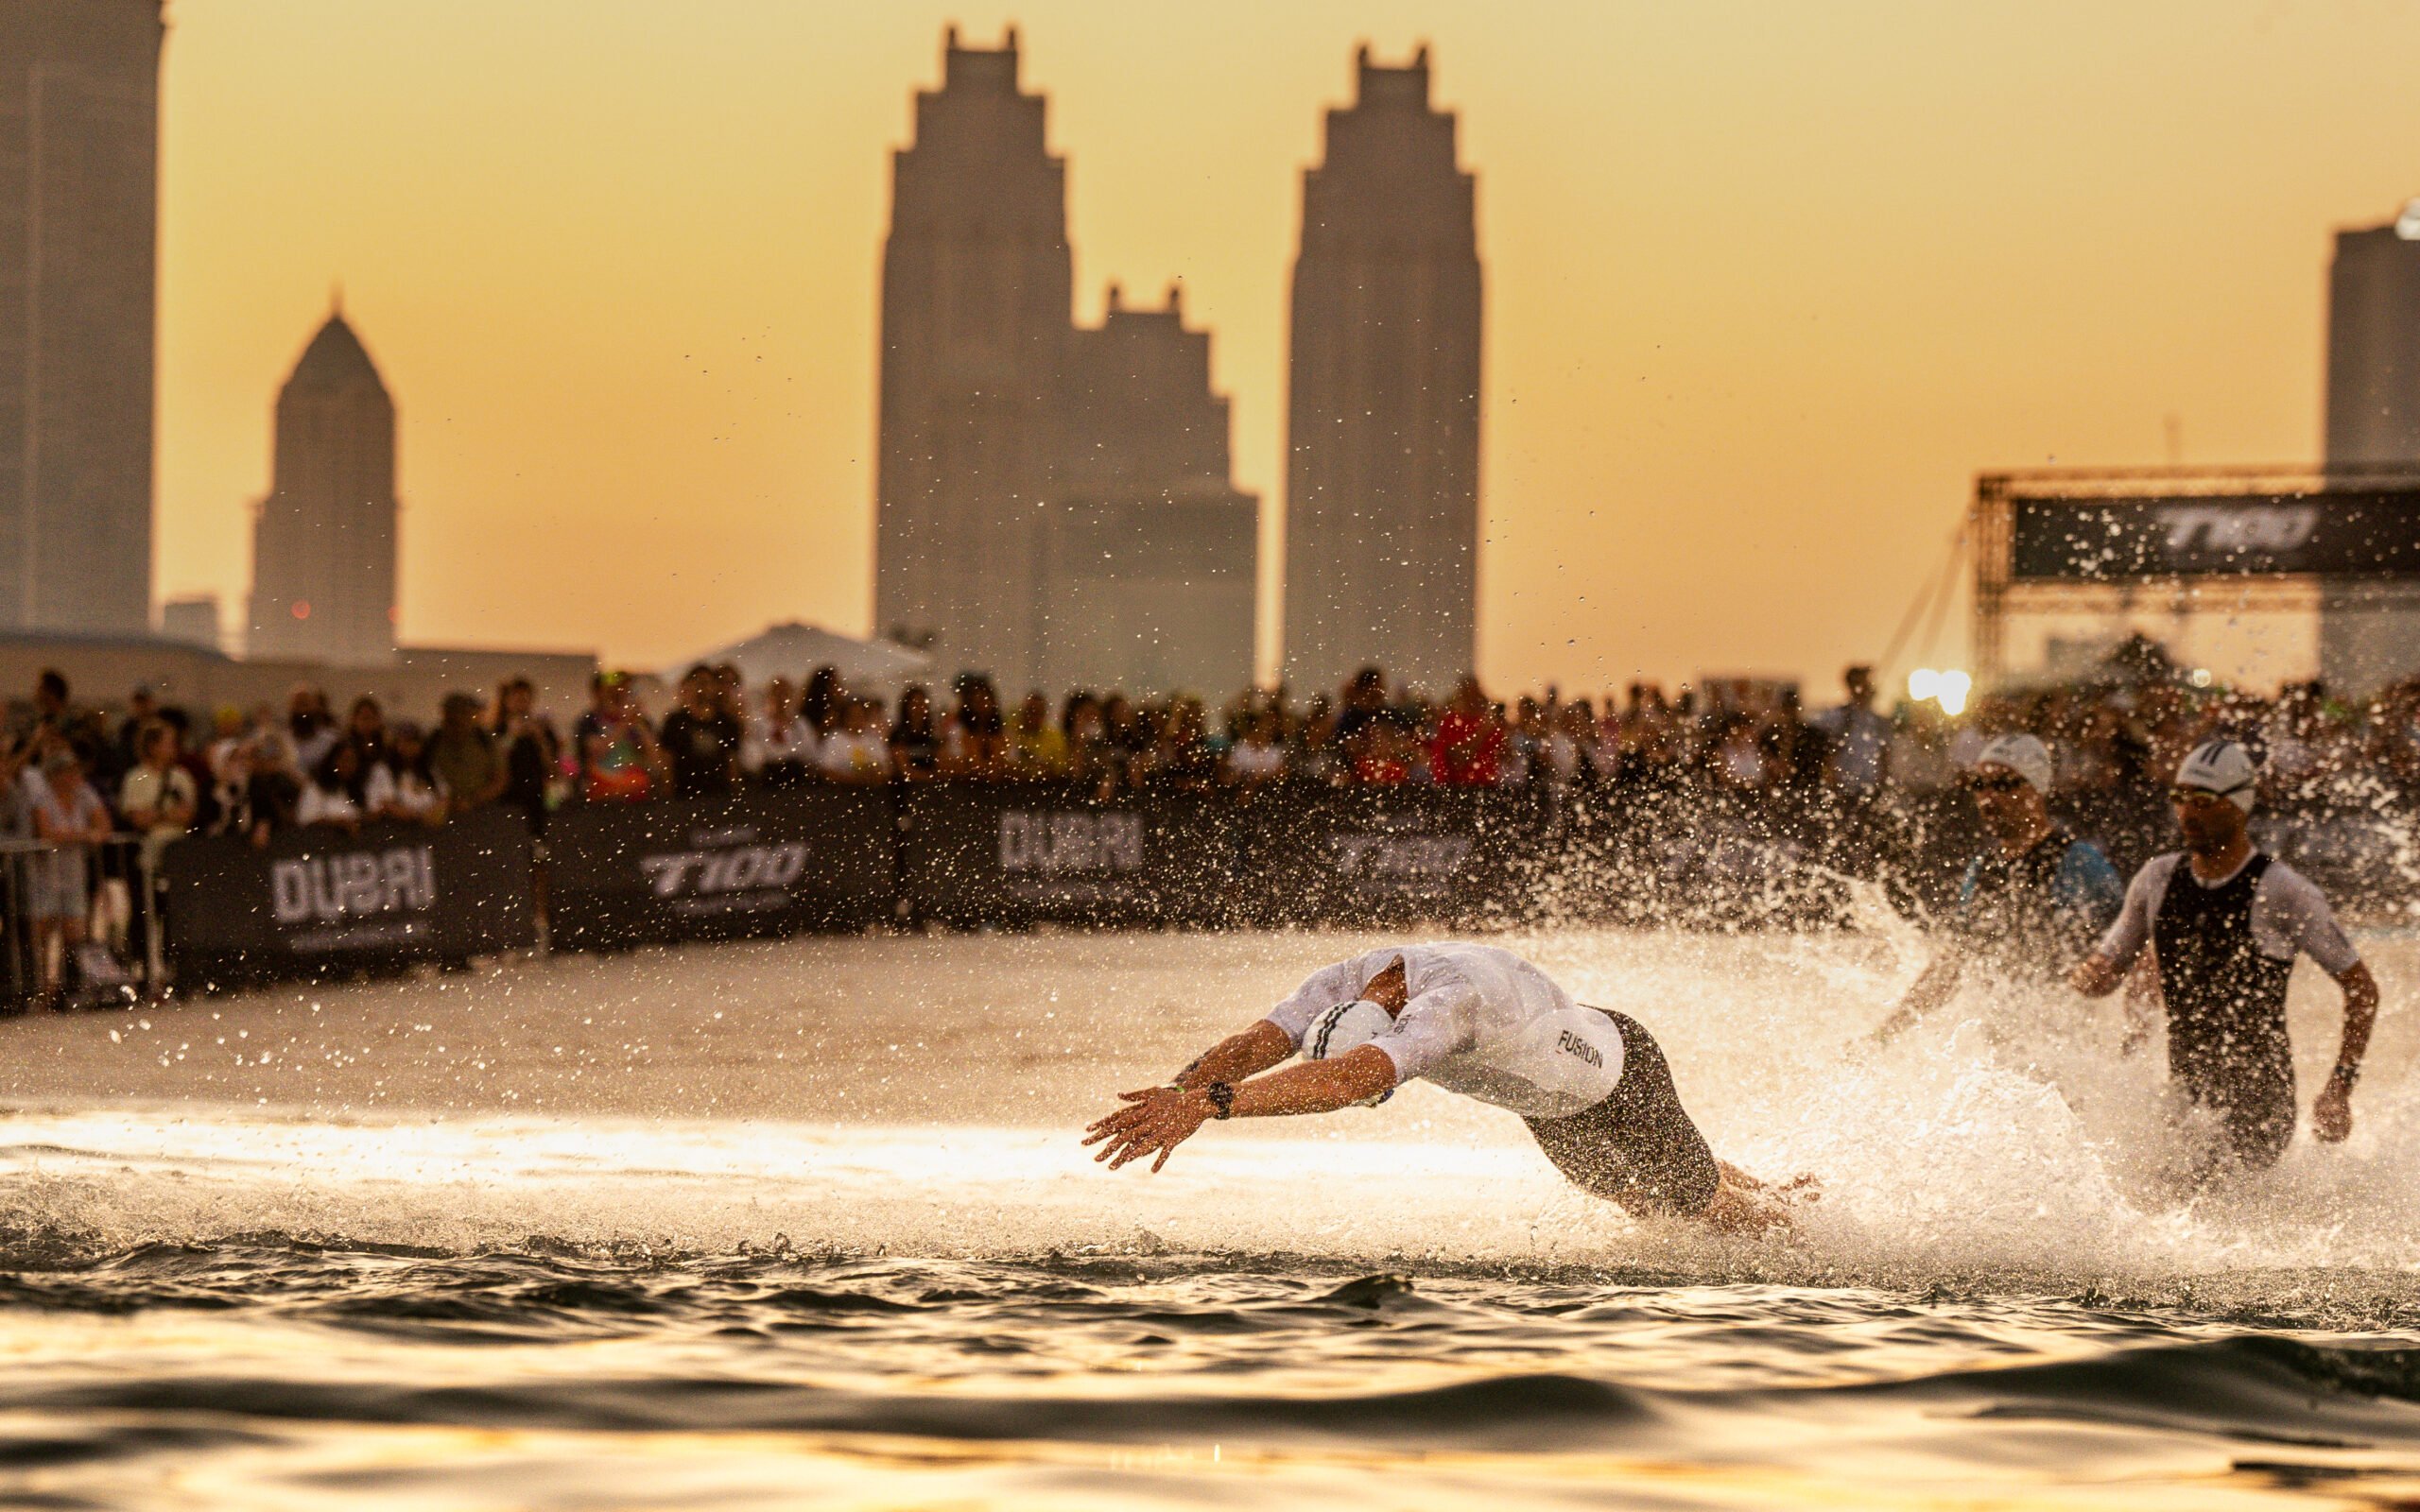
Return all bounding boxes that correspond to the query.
[5,926,2420,1508]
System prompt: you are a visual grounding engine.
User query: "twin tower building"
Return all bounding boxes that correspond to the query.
[875,29,1482,697]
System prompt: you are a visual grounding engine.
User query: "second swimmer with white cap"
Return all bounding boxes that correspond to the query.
[1082,941,1807,1233]
[1871,731,2125,1043]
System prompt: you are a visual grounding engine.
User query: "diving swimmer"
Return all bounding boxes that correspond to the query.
[1082,942,1803,1233]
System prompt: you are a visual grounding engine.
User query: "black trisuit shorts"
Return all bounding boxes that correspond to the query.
[1521,1008,1720,1216]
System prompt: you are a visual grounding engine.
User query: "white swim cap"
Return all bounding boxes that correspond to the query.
[1302,1000,1396,1105]
[2174,738,2257,813]
[1968,732,2052,794]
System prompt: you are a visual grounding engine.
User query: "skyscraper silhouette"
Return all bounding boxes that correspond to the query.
[247,308,399,666]
[1040,284,1256,695]
[2325,206,2420,466]
[0,0,161,635]
[873,28,1257,696]
[874,26,1071,691]
[1282,44,1481,697]
[2319,201,2420,694]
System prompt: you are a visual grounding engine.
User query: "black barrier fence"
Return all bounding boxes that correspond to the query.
[1236,785,1536,928]
[547,788,895,950]
[899,783,1236,927]
[143,782,2420,988]
[162,807,537,984]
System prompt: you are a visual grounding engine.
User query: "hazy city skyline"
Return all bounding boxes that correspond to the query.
[148,1,2420,696]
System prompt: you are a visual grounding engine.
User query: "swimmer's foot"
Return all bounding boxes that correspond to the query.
[1704,1164,1821,1235]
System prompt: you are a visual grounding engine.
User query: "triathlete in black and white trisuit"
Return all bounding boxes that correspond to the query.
[1083,943,1795,1230]
[2072,738,2379,1178]
[2091,851,2360,1166]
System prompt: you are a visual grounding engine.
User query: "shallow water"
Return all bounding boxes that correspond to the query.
[5,926,2420,1507]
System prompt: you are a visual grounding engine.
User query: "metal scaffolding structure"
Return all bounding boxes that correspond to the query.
[1971,464,2420,686]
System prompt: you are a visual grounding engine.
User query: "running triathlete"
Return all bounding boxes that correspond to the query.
[2068,739,2379,1181]
[1082,942,1802,1233]
[1872,732,2124,1043]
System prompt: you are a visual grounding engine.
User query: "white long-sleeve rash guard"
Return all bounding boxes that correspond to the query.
[1263,942,1626,1120]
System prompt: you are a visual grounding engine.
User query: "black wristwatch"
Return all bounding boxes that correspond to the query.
[1204,1081,1236,1120]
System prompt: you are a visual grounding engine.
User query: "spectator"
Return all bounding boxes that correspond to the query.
[118,721,197,872]
[149,706,216,832]
[299,741,391,830]
[1296,700,1344,786]
[207,735,295,847]
[1334,666,1388,747]
[890,685,942,782]
[713,662,748,725]
[1812,664,1891,799]
[1063,693,1117,792]
[1348,716,1416,785]
[1139,697,1218,789]
[658,664,744,800]
[382,722,448,823]
[430,692,508,816]
[748,676,817,788]
[800,664,845,742]
[1550,702,1602,789]
[1710,714,1768,792]
[818,696,894,784]
[26,747,112,1007]
[109,718,192,988]
[285,687,338,774]
[491,678,559,826]
[19,667,74,747]
[1008,692,1069,777]
[107,685,158,785]
[338,695,390,776]
[1222,709,1289,786]
[1101,694,1149,779]
[1430,676,1506,786]
[941,674,1011,780]
[574,671,665,803]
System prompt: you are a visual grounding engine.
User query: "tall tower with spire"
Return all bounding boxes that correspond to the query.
[873,26,1072,690]
[1281,44,1482,696]
[0,0,164,635]
[247,306,400,666]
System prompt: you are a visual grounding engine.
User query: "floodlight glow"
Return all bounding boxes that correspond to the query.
[1909,668,1971,716]
[2190,667,2214,689]
[1935,670,1971,716]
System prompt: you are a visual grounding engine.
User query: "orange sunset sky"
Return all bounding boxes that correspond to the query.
[152,0,2420,700]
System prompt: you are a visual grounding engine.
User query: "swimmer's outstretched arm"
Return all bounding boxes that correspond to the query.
[1083,1045,1395,1173]
[1166,1020,1297,1091]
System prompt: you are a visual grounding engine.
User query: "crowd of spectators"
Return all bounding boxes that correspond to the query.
[6,635,2419,1003]
[12,642,2420,857]
[524,651,2420,821]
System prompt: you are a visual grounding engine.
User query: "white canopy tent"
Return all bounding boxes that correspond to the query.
[672,621,934,702]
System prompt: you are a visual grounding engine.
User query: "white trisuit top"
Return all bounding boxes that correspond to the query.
[1264,942,1626,1120]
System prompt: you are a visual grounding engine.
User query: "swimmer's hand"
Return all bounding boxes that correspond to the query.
[1082,1086,1214,1173]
